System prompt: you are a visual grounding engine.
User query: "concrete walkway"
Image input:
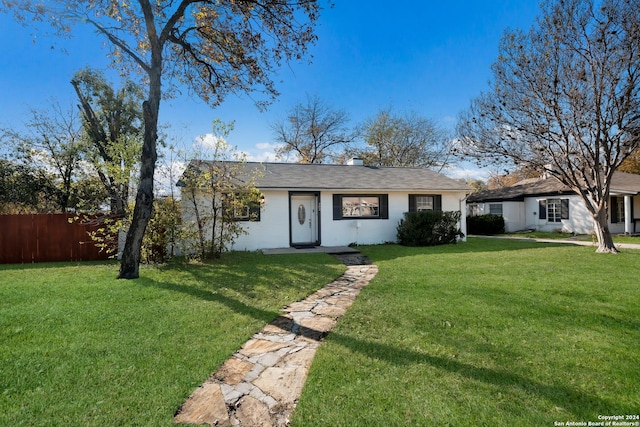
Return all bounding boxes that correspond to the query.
[174,253,377,426]
[472,234,640,250]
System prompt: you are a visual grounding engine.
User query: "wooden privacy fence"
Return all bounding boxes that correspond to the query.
[0,214,110,264]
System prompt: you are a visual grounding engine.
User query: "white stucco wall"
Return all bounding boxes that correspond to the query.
[230,190,290,251]
[502,202,525,232]
[182,189,469,251]
[523,195,593,234]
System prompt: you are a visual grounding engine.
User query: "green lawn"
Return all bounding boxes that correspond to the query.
[292,238,640,426]
[0,253,345,426]
[502,230,640,245]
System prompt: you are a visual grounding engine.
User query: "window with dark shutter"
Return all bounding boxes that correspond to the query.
[539,200,547,220]
[408,194,442,212]
[333,194,388,220]
[560,199,569,220]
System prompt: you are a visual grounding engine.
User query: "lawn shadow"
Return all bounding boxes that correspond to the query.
[327,332,636,420]
[134,252,345,325]
[135,277,280,325]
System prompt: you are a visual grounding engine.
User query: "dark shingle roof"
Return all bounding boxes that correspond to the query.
[611,171,640,194]
[183,161,470,192]
[468,171,640,203]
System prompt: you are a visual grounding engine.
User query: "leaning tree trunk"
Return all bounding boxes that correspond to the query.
[118,68,161,279]
[592,208,618,254]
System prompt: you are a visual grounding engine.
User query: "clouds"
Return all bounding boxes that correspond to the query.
[442,163,491,181]
[243,142,282,162]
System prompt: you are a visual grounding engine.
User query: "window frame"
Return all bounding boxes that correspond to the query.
[228,194,261,222]
[333,194,389,220]
[539,198,569,223]
[408,194,442,212]
[489,203,503,216]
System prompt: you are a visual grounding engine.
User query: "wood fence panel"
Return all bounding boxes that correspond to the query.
[0,214,110,264]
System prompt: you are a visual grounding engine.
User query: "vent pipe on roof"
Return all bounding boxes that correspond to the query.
[347,157,364,166]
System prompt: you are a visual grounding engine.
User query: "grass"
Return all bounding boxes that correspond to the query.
[292,238,640,426]
[502,230,578,240]
[502,230,640,245]
[0,253,345,426]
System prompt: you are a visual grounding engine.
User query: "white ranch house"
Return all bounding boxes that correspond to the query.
[467,172,640,235]
[180,159,471,251]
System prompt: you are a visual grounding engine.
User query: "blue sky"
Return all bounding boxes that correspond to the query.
[0,1,542,180]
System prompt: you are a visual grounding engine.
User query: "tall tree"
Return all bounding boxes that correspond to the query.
[71,67,144,217]
[0,158,59,213]
[456,0,640,253]
[2,103,84,212]
[272,94,357,163]
[3,0,322,278]
[618,148,640,174]
[355,108,451,169]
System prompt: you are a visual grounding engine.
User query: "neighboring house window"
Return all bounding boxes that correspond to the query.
[468,204,480,216]
[611,196,625,224]
[408,194,442,212]
[539,198,569,222]
[489,203,503,216]
[333,194,389,220]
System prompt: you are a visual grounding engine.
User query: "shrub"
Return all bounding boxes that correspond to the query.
[397,210,464,246]
[466,214,505,235]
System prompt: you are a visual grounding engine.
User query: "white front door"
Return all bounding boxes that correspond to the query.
[291,195,318,245]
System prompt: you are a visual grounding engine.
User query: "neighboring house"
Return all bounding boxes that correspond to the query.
[467,172,640,234]
[180,159,471,251]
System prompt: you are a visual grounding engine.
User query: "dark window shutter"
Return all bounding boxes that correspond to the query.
[611,197,619,223]
[408,194,417,212]
[380,194,389,219]
[333,194,342,220]
[539,200,547,219]
[249,202,261,222]
[561,199,569,219]
[434,195,442,211]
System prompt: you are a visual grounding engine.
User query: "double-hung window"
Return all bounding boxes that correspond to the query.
[408,194,442,212]
[539,198,569,222]
[489,203,503,216]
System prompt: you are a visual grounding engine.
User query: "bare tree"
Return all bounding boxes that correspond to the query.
[3,0,322,278]
[456,0,640,253]
[272,94,357,163]
[355,107,452,170]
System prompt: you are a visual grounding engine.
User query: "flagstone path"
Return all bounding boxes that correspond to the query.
[174,252,377,426]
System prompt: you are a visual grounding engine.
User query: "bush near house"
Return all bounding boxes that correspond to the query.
[467,213,505,235]
[397,210,463,246]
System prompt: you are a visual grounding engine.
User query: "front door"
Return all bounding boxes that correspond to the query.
[290,194,318,246]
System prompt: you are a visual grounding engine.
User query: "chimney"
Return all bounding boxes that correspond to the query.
[347,157,364,166]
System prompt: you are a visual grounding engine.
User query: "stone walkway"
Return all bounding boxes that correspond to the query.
[174,253,377,426]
